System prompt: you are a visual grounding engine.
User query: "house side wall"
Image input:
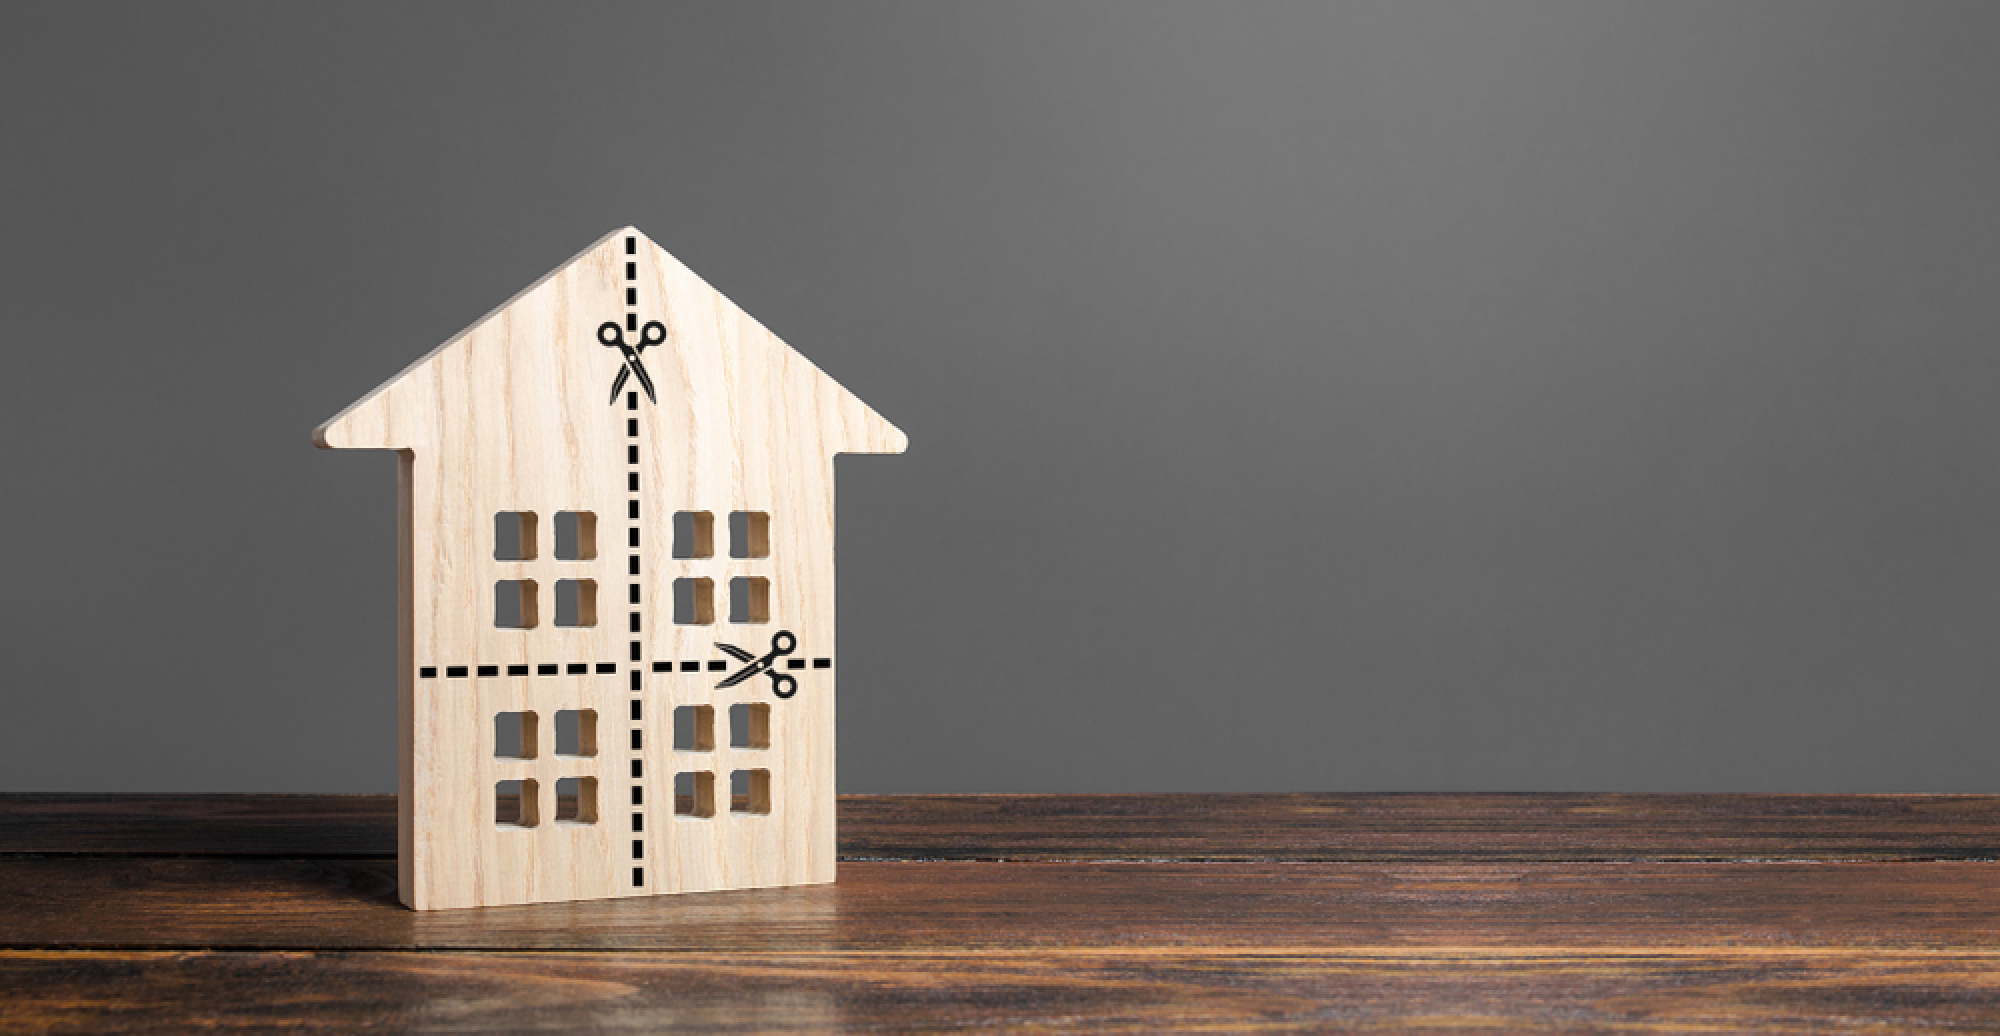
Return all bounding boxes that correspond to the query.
[635,243,842,897]
[396,451,416,906]
[404,252,625,908]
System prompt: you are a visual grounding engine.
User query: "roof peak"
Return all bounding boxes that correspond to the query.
[313,226,905,455]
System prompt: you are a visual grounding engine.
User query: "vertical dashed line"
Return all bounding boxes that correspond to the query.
[624,234,647,888]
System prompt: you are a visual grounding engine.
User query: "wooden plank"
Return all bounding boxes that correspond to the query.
[6,948,2000,1033]
[7,793,2000,862]
[840,793,2000,861]
[0,794,394,857]
[3,858,1998,952]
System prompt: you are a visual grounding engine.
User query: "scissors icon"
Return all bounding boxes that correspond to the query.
[597,320,665,405]
[716,630,798,699]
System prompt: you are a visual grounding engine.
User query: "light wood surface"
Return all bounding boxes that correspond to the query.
[5,793,2000,1032]
[314,228,904,909]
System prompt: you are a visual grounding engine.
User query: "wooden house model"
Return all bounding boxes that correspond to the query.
[314,227,906,910]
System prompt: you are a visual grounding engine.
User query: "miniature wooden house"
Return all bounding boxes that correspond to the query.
[314,227,905,910]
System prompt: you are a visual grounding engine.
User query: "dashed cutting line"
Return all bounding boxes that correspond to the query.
[419,658,831,679]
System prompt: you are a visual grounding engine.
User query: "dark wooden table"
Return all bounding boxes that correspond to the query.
[4,794,2000,1031]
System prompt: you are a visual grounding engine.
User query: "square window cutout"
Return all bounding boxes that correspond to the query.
[495,579,538,629]
[494,511,537,561]
[673,577,714,625]
[674,771,715,818]
[554,579,597,627]
[731,769,771,814]
[674,705,714,751]
[730,703,770,749]
[673,511,714,559]
[554,511,597,560]
[494,711,537,759]
[496,779,539,827]
[554,709,596,757]
[729,576,770,624]
[555,777,597,824]
[729,511,770,558]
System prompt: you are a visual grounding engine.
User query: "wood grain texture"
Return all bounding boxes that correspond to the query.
[8,949,2000,1034]
[7,792,1999,861]
[6,794,1999,1031]
[3,858,1999,952]
[313,228,903,909]
[839,792,2000,862]
[0,794,394,856]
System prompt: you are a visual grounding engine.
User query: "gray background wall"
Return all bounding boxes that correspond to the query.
[3,1,1997,793]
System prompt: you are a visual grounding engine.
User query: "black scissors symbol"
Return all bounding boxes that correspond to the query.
[716,630,798,699]
[598,320,665,405]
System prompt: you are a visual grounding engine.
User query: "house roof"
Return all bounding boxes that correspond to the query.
[313,227,906,455]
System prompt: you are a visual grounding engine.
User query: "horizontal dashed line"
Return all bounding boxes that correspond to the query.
[420,658,832,679]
